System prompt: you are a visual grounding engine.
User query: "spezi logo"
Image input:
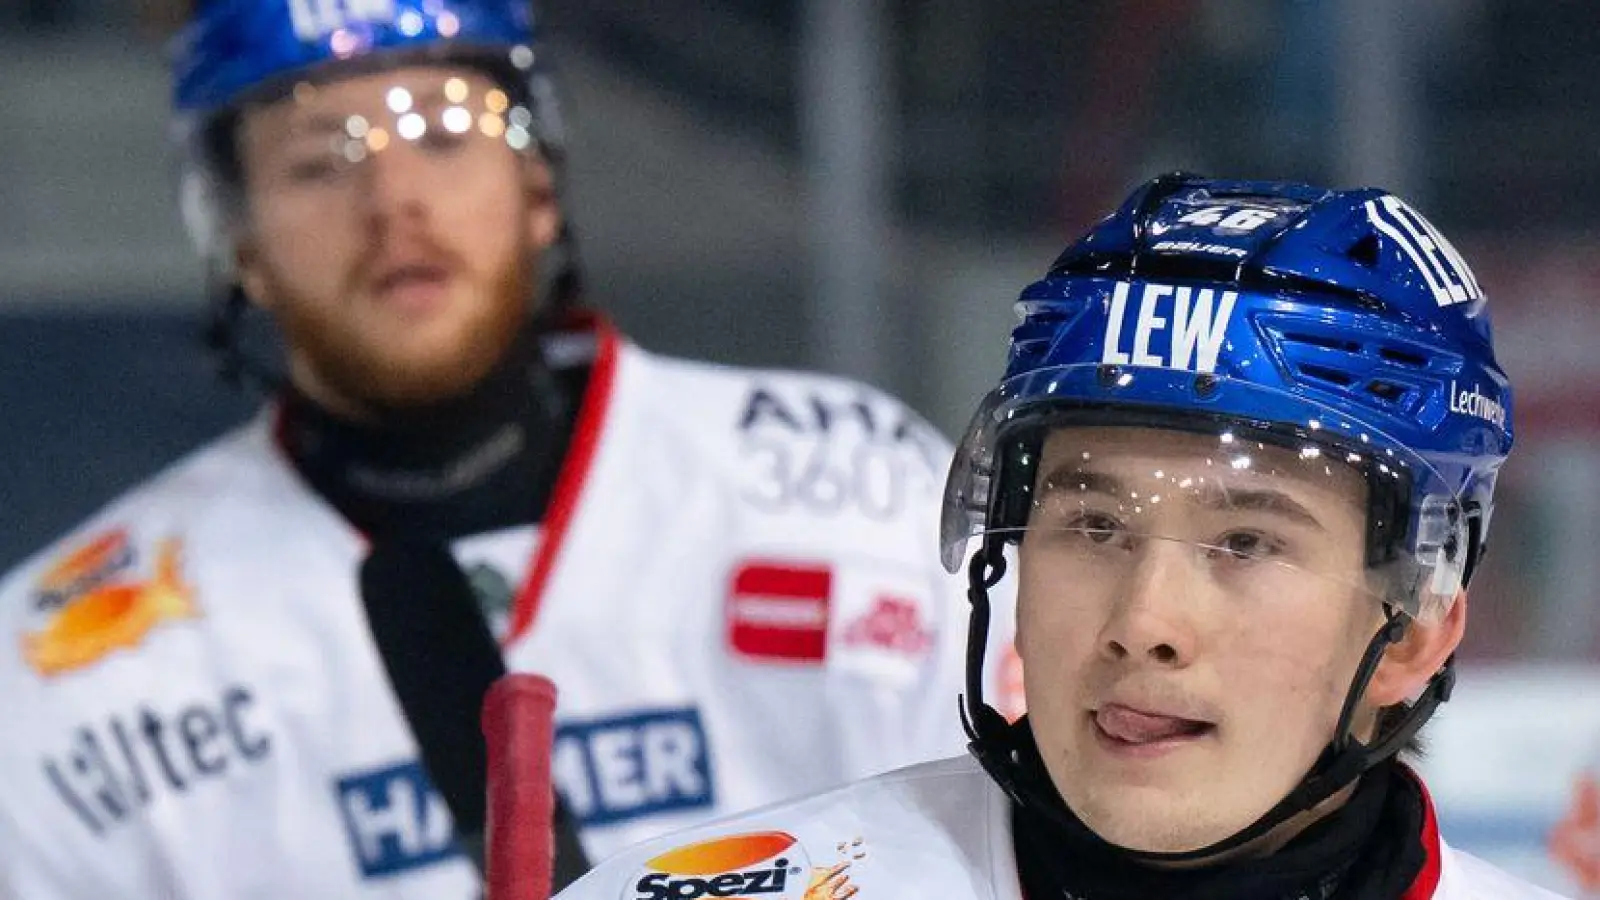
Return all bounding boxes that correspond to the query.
[632,832,808,900]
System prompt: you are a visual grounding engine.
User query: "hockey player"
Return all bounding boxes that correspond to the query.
[0,2,992,897]
[550,176,1569,899]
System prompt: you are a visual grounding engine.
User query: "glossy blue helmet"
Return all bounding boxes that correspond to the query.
[944,173,1512,615]
[172,0,542,117]
[169,0,567,384]
[947,173,1514,862]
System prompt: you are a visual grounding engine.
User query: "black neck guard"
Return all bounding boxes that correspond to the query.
[1009,721,1427,900]
[278,327,588,540]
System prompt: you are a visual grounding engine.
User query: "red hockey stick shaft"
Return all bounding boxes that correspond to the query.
[482,673,559,900]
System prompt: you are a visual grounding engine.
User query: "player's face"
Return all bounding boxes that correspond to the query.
[234,66,560,416]
[1015,426,1385,855]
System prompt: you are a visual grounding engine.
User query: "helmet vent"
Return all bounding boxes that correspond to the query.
[1379,346,1429,368]
[1366,380,1408,404]
[1282,332,1362,354]
[1298,364,1356,388]
[1013,343,1048,365]
[1348,233,1382,268]
[1024,308,1080,328]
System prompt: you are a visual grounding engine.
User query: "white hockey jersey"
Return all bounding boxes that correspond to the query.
[0,320,1012,899]
[556,755,1571,900]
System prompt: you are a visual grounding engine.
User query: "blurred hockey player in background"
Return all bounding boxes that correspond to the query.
[0,2,999,896]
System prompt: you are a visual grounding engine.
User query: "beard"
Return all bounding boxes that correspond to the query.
[264,237,537,417]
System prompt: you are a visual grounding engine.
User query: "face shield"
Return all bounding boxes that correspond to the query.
[179,46,556,261]
[942,364,1471,627]
[232,68,540,194]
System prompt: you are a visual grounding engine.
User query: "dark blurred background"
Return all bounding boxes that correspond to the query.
[2,2,1598,889]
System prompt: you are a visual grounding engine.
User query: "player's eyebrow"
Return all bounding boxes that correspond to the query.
[1035,467,1127,501]
[1196,486,1325,531]
[275,112,354,141]
[1036,464,1327,531]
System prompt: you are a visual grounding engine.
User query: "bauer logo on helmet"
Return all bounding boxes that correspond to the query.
[287,0,399,41]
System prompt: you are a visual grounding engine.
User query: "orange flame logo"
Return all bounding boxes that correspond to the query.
[35,529,132,608]
[23,536,197,676]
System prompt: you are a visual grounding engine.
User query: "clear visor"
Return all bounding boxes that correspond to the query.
[942,367,1469,624]
[178,61,555,267]
[235,69,541,188]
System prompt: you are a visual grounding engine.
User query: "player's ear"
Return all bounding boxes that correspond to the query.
[1366,592,1467,707]
[523,154,561,253]
[226,111,278,313]
[234,234,274,312]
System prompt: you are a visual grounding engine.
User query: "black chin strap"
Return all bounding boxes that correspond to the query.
[205,282,278,392]
[959,543,1457,866]
[960,546,1012,745]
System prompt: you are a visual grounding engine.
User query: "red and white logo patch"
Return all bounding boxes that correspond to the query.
[841,595,933,659]
[727,561,832,664]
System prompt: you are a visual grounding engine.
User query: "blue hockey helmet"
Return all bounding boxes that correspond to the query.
[173,0,545,119]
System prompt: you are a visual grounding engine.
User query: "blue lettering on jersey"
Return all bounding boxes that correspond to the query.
[553,707,714,827]
[333,761,462,879]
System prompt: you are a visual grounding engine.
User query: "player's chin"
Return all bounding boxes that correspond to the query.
[374,346,502,405]
[1074,788,1246,855]
[341,330,497,405]
[338,284,526,406]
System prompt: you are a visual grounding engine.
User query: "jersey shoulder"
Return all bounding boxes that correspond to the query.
[557,756,1004,900]
[0,415,287,632]
[1438,843,1572,899]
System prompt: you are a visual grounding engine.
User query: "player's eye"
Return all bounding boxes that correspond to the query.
[284,154,346,183]
[1067,512,1125,544]
[416,127,471,154]
[1206,530,1284,562]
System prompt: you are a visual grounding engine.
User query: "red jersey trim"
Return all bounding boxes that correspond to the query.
[504,313,622,644]
[1400,764,1444,900]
